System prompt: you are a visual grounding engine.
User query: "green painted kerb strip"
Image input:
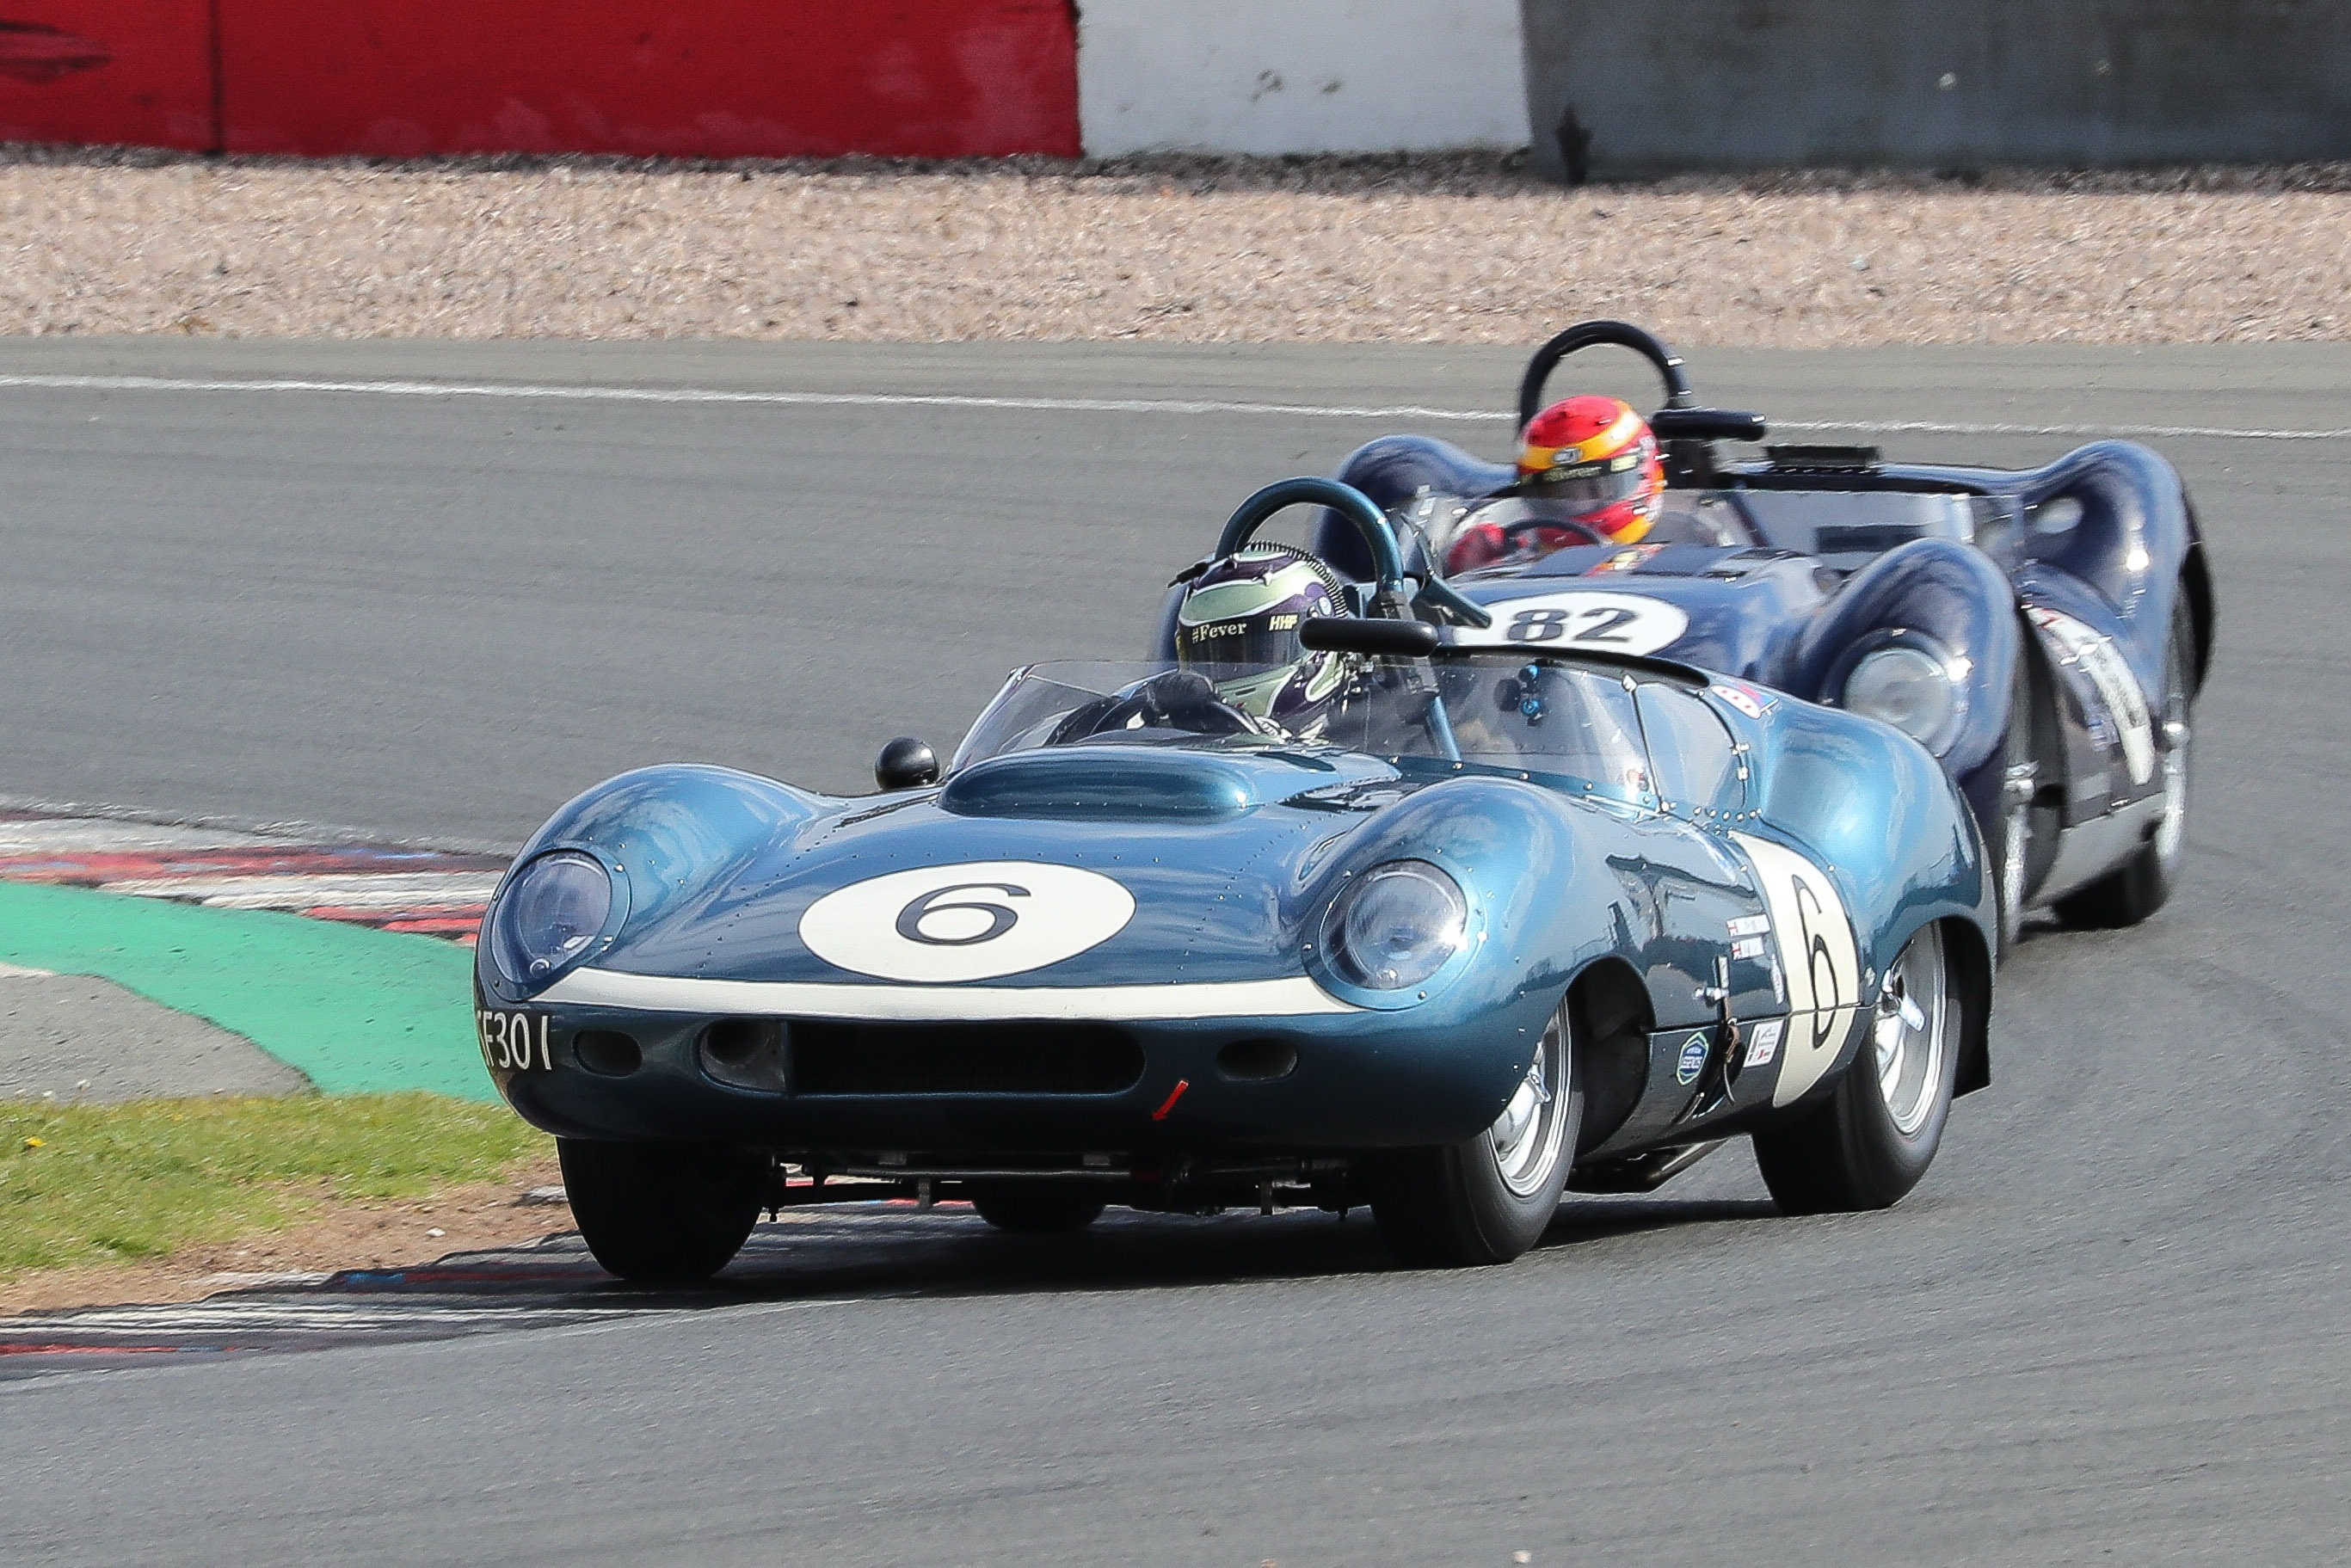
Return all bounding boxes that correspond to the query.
[0,881,492,1102]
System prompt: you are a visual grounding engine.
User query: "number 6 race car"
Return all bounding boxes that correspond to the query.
[478,480,1995,1282]
[1273,321,2215,947]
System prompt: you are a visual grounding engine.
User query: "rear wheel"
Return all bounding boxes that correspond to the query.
[1371,1000,1582,1266]
[1753,923,1964,1214]
[557,1137,765,1284]
[2054,600,2195,929]
[968,1183,1107,1234]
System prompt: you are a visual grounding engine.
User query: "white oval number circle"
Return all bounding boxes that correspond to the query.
[798,861,1136,984]
[1730,833,1862,1108]
[1453,591,1690,656]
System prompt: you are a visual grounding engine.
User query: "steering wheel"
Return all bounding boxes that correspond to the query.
[1497,515,1607,550]
[1049,670,1258,745]
[1213,477,1492,630]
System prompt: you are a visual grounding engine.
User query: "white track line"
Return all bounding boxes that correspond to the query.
[0,372,2344,441]
[1776,417,2351,441]
[0,372,1499,424]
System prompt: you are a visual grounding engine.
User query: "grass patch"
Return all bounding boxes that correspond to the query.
[0,1092,547,1278]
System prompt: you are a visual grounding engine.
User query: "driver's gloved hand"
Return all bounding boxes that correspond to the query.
[1148,669,1223,719]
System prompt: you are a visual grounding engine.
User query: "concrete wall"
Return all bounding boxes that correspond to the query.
[1523,0,2351,180]
[1076,0,1529,156]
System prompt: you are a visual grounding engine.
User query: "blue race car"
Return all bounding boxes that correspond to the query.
[1276,321,2213,947]
[479,481,1995,1282]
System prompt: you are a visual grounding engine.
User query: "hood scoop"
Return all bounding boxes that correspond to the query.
[939,747,1265,820]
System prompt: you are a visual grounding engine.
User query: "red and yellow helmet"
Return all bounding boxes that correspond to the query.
[1514,395,1664,545]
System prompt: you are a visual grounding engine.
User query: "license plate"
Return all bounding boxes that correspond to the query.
[477,1009,553,1073]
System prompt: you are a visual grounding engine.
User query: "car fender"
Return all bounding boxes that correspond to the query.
[1317,434,1513,581]
[1791,537,2021,783]
[1741,700,1996,1037]
[2010,440,2196,673]
[483,764,832,1004]
[2012,566,2169,820]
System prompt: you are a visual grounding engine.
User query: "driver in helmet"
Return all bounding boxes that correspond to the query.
[1169,544,1353,740]
[1052,545,1355,746]
[1442,394,1664,575]
[1055,544,1351,746]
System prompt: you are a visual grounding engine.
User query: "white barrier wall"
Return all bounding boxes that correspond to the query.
[1076,0,1530,157]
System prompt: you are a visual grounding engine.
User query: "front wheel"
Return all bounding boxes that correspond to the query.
[557,1137,766,1284]
[1371,1001,1583,1266]
[1753,923,1966,1214]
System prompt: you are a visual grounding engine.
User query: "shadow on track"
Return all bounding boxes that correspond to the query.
[0,1193,1782,1376]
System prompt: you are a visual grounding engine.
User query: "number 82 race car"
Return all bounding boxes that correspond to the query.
[1288,321,2214,949]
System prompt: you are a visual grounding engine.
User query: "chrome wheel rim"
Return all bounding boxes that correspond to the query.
[1490,1011,1570,1197]
[1874,925,1950,1139]
[2154,641,2191,870]
[1999,760,2034,948]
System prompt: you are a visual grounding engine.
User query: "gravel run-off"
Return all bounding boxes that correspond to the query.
[3,154,2348,346]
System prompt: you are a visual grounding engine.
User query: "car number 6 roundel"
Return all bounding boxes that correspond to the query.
[799,861,1137,984]
[1728,833,1862,1108]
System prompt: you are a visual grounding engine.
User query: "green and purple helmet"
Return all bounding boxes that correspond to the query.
[1173,545,1351,733]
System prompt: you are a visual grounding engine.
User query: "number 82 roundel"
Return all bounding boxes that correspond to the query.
[1451,590,1690,657]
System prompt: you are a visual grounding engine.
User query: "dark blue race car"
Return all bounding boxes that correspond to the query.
[478,483,1995,1282]
[1271,322,2214,948]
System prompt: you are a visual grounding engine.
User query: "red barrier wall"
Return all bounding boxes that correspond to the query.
[0,0,212,149]
[218,0,1080,158]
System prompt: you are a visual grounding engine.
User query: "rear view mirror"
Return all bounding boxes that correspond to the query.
[874,736,940,790]
[1301,617,1443,657]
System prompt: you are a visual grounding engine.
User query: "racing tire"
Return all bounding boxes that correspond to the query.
[2053,599,2195,930]
[1752,922,1966,1214]
[557,1137,766,1284]
[1986,628,2059,960]
[968,1183,1107,1234]
[1370,999,1583,1267]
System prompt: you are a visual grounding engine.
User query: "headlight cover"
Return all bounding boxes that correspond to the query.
[1842,643,1962,754]
[1320,859,1468,991]
[489,850,613,986]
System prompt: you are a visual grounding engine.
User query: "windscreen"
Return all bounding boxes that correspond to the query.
[951,656,1657,806]
[1410,486,1994,575]
[1423,491,1756,574]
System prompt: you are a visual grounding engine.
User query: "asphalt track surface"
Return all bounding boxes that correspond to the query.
[1,340,2347,1565]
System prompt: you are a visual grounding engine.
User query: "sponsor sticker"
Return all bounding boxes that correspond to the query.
[1743,1018,1786,1070]
[1675,1032,1709,1085]
[1588,544,1669,575]
[2028,606,2156,785]
[1452,590,1689,655]
[798,861,1136,984]
[1709,681,1775,720]
[1731,934,1767,960]
[1727,913,1772,938]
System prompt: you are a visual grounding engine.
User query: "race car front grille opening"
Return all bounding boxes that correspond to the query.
[789,1022,1146,1096]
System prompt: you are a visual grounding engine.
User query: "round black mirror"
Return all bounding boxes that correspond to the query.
[874,736,939,790]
